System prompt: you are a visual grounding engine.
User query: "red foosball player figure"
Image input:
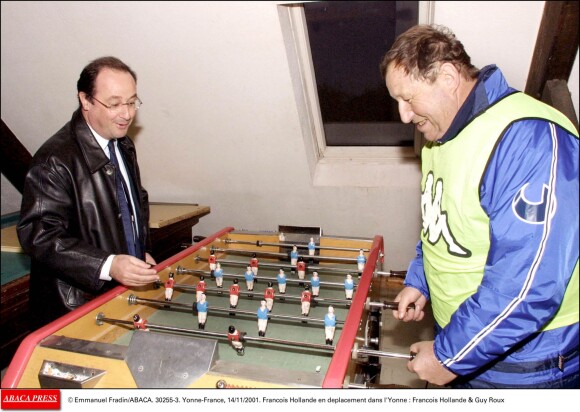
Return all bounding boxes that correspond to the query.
[133,314,149,331]
[301,284,312,318]
[165,273,175,302]
[229,279,240,312]
[296,257,306,283]
[250,253,259,276]
[208,252,217,272]
[196,276,206,302]
[228,325,245,356]
[264,282,275,311]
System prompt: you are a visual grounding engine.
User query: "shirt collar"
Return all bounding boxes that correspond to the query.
[87,123,113,154]
[438,65,498,143]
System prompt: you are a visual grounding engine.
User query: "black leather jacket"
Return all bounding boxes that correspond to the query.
[18,108,150,329]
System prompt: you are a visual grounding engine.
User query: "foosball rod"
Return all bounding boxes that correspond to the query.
[211,247,360,264]
[128,294,346,324]
[190,258,360,275]
[375,269,407,279]
[222,237,370,253]
[175,267,350,287]
[207,260,406,280]
[95,312,335,352]
[154,283,355,306]
[352,342,416,361]
[365,297,415,311]
[187,246,402,279]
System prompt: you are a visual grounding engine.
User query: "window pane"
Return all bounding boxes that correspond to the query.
[304,1,418,146]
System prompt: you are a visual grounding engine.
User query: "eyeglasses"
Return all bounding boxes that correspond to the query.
[90,96,142,112]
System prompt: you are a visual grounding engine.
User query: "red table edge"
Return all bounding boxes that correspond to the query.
[2,228,382,389]
[322,234,384,388]
[1,227,233,388]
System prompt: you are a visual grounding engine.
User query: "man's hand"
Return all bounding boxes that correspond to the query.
[392,286,428,321]
[110,254,159,286]
[145,252,157,267]
[393,289,456,385]
[408,341,457,385]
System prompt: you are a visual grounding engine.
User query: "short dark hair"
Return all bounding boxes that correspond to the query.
[77,56,137,106]
[380,24,479,83]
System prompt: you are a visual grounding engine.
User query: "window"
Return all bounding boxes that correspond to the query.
[278,1,433,187]
[304,1,418,147]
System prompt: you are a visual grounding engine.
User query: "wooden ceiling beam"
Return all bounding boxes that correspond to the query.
[525,1,579,100]
[1,119,32,194]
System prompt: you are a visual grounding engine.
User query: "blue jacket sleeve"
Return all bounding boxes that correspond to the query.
[404,240,430,300]
[434,120,579,374]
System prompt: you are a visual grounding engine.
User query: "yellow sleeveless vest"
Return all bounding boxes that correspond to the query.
[420,92,579,329]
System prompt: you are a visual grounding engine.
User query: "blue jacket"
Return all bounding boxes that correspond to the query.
[405,65,579,388]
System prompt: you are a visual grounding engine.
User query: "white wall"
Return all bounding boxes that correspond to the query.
[2,1,576,269]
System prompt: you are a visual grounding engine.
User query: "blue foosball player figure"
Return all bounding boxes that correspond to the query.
[324,306,336,345]
[197,293,208,330]
[214,262,224,290]
[277,268,287,295]
[357,249,367,272]
[290,245,299,266]
[345,274,354,300]
[244,265,255,294]
[257,300,269,337]
[310,271,321,297]
[308,237,316,256]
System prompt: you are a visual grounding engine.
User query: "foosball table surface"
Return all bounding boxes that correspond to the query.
[2,227,427,389]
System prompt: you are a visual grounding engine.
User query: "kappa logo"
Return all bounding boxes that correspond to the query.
[512,183,553,224]
[421,172,471,257]
[1,389,60,410]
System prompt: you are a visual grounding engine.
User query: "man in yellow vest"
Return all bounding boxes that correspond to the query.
[381,24,578,388]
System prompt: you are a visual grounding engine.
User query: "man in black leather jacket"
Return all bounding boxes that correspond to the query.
[18,56,159,330]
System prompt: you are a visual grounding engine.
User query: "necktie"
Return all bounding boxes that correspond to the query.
[108,139,141,258]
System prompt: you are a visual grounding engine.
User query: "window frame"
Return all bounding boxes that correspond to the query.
[278,1,434,187]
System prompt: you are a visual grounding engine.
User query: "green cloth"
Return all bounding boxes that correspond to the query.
[1,213,31,286]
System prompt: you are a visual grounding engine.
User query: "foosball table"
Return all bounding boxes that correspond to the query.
[2,227,415,389]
